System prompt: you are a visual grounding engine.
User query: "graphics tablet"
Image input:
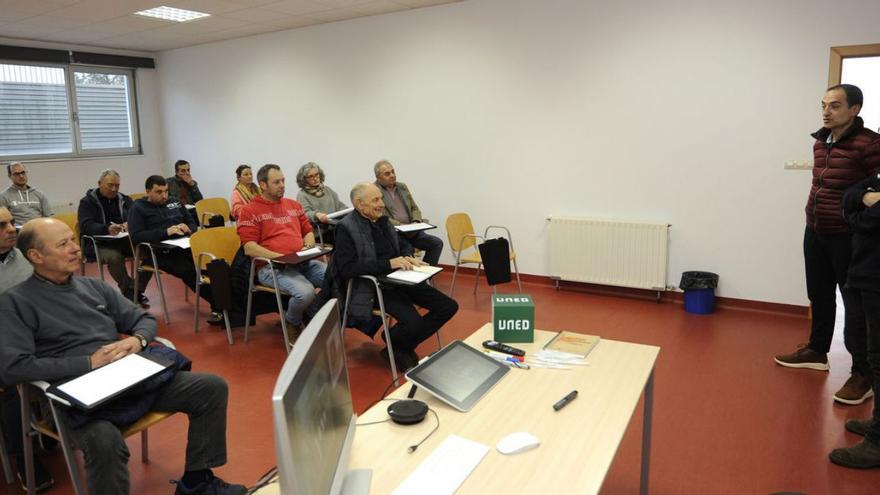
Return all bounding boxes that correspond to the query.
[405,340,509,412]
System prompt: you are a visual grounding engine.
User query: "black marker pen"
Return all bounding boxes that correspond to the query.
[553,390,578,411]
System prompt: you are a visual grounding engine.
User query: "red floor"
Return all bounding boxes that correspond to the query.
[5,269,880,495]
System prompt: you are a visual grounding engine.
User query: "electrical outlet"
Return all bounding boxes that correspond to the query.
[784,160,812,170]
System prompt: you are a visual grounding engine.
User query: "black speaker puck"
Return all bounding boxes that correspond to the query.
[387,399,428,425]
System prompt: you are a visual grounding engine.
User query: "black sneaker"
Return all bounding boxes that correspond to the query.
[15,456,55,492]
[846,418,877,437]
[829,438,880,468]
[171,476,247,495]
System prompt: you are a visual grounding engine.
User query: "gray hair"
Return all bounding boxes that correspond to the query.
[296,162,325,189]
[350,182,376,203]
[373,160,392,177]
[98,169,120,182]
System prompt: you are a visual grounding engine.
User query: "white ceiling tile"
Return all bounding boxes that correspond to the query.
[261,15,323,29]
[145,15,253,36]
[218,7,292,23]
[310,0,378,8]
[262,0,332,16]
[165,0,250,15]
[0,0,80,16]
[352,0,411,16]
[13,15,95,32]
[395,0,457,7]
[0,9,39,23]
[92,14,171,31]
[305,7,366,22]
[223,0,280,7]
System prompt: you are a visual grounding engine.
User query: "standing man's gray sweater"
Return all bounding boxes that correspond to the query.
[0,275,157,387]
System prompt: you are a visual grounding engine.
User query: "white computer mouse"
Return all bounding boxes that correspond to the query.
[496,431,540,455]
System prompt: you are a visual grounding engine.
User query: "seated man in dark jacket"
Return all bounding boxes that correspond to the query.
[0,217,245,495]
[335,182,458,370]
[78,169,151,306]
[127,175,221,325]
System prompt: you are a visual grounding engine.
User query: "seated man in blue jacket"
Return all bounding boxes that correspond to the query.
[334,182,458,371]
[78,169,151,306]
[127,175,221,325]
[0,217,245,495]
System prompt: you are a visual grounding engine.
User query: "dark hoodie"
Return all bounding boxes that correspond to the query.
[127,197,196,244]
[77,188,133,260]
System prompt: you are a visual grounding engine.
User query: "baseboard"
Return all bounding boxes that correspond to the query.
[437,264,809,319]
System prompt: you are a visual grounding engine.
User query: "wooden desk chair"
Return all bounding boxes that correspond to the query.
[244,258,296,353]
[128,192,146,201]
[195,198,231,228]
[445,212,522,296]
[190,227,240,344]
[341,276,443,385]
[130,236,176,324]
[18,337,178,495]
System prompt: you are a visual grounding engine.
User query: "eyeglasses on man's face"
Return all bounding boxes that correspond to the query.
[10,171,26,177]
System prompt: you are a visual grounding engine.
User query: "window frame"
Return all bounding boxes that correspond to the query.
[0,60,142,161]
[828,43,880,85]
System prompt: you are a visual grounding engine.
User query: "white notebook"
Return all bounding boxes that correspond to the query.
[391,434,488,495]
[386,266,442,284]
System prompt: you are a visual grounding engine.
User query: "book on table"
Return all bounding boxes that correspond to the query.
[542,331,600,358]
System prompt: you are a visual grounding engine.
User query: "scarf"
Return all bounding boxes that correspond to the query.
[235,182,261,203]
[302,183,325,197]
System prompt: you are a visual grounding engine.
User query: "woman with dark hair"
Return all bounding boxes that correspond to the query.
[296,162,348,244]
[230,164,261,220]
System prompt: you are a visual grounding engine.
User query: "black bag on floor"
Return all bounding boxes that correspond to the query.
[478,237,511,286]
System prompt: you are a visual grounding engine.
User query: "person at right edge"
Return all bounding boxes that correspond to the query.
[775,84,880,405]
[830,152,880,467]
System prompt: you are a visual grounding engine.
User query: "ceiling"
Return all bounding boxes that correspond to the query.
[0,0,460,53]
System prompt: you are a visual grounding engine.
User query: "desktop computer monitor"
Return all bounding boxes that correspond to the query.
[271,299,371,495]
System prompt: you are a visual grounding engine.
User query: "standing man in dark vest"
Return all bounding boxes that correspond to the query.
[775,84,880,405]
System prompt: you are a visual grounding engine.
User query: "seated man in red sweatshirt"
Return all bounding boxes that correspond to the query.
[237,164,326,332]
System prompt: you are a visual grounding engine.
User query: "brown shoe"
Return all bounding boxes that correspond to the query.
[834,373,874,405]
[846,418,876,436]
[830,438,880,468]
[774,344,829,371]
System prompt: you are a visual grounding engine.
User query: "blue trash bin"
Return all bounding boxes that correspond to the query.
[679,271,719,315]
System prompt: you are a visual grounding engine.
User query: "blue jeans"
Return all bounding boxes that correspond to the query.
[258,260,326,325]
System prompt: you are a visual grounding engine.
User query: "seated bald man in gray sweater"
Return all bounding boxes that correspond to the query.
[0,218,246,495]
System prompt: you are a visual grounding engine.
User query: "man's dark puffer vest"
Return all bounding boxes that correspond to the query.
[806,116,880,234]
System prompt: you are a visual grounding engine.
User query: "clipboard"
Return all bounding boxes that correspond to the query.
[47,352,173,411]
[273,247,333,265]
[394,222,436,233]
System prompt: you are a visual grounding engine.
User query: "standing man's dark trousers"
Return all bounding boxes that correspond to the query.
[400,231,443,266]
[804,226,869,376]
[382,284,458,351]
[68,372,229,495]
[860,290,880,443]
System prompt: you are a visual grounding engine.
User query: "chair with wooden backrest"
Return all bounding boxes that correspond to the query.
[445,212,522,296]
[189,226,240,344]
[340,275,443,385]
[128,192,146,201]
[243,257,296,353]
[18,337,178,495]
[195,198,231,228]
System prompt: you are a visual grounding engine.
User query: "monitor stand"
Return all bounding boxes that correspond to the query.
[340,469,372,495]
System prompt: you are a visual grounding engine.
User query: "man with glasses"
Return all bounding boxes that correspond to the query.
[0,162,53,225]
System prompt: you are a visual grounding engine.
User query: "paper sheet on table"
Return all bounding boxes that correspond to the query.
[296,247,322,256]
[184,204,196,210]
[386,265,442,284]
[394,222,434,233]
[55,354,167,408]
[161,237,191,249]
[326,207,354,220]
[391,434,488,495]
[94,232,129,240]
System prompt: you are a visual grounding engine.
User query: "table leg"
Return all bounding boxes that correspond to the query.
[640,369,654,495]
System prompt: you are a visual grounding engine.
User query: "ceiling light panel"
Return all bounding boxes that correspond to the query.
[134,6,211,22]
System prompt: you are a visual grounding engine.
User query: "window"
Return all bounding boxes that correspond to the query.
[829,44,880,133]
[0,62,140,160]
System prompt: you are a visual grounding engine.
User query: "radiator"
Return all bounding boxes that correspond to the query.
[548,216,670,291]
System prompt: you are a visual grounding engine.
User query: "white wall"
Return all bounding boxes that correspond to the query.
[0,38,165,209]
[156,0,880,306]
